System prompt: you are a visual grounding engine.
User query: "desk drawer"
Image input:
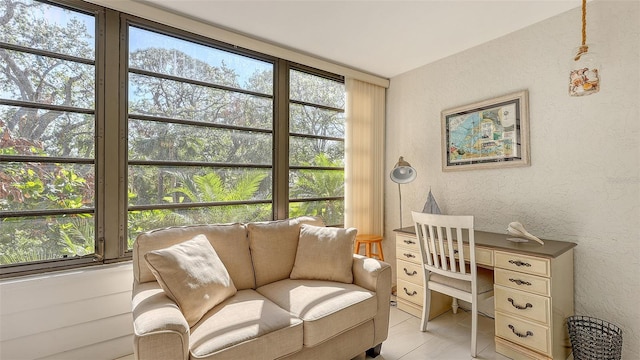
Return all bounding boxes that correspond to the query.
[455,245,493,267]
[495,268,551,297]
[495,285,550,325]
[396,234,419,251]
[496,312,551,356]
[397,260,423,285]
[398,248,421,264]
[495,251,550,277]
[397,279,423,306]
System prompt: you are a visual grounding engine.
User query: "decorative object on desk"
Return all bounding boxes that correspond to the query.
[421,189,441,214]
[569,0,600,97]
[390,156,417,227]
[441,90,530,171]
[506,221,544,245]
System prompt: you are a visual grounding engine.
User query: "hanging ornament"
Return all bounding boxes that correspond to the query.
[569,0,600,96]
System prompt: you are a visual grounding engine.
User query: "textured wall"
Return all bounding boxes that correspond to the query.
[385,0,639,357]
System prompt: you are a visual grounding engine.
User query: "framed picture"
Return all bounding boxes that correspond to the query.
[441,90,530,171]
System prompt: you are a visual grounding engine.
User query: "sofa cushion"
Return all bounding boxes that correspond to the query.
[257,279,377,347]
[290,224,356,283]
[144,234,237,327]
[248,216,325,288]
[134,223,255,290]
[190,289,303,360]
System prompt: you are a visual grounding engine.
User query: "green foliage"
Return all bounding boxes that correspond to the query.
[59,218,95,257]
[289,154,344,224]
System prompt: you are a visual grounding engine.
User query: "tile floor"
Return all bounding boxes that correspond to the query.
[116,301,510,360]
[361,301,509,360]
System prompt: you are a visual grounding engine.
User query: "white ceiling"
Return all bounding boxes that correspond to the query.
[138,0,582,78]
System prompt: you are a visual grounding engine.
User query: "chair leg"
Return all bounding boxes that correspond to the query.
[471,298,478,357]
[365,242,372,258]
[420,288,431,332]
[452,298,459,314]
[376,241,385,261]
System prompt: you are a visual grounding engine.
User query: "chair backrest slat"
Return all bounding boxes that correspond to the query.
[446,226,457,273]
[455,226,465,275]
[435,224,447,270]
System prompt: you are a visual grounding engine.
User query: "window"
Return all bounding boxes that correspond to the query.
[126,25,276,248]
[0,0,345,276]
[288,69,345,226]
[0,0,101,273]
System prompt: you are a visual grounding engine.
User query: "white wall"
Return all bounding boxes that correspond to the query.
[0,263,134,359]
[385,0,639,358]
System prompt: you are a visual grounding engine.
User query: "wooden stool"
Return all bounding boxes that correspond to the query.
[354,234,384,261]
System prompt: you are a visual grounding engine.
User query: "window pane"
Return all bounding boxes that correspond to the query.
[289,169,344,199]
[289,199,343,227]
[290,70,344,108]
[289,103,344,137]
[0,1,97,272]
[0,106,95,158]
[127,204,272,248]
[127,23,275,232]
[0,215,95,265]
[128,120,272,163]
[289,137,344,166]
[0,0,95,60]
[0,162,95,212]
[129,27,273,95]
[288,69,344,226]
[0,50,95,108]
[128,74,272,129]
[128,166,272,206]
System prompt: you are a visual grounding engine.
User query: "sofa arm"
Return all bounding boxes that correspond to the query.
[132,281,190,360]
[352,254,391,292]
[352,254,392,346]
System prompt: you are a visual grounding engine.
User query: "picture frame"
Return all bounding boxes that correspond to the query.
[441,90,530,171]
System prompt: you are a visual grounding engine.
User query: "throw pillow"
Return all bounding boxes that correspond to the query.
[290,224,357,283]
[143,234,237,326]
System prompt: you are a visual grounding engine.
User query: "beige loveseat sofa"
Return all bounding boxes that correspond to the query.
[131,216,392,360]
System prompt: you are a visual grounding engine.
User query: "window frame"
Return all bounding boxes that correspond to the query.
[287,64,346,227]
[0,1,346,278]
[0,0,105,277]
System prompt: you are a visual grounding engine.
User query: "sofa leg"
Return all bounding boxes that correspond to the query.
[366,343,382,357]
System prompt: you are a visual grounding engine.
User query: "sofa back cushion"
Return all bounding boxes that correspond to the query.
[133,223,255,289]
[248,216,325,288]
[290,224,357,283]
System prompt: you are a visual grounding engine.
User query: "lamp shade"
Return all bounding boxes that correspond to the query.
[390,156,417,184]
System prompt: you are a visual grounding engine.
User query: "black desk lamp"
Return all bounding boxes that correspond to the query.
[390,156,417,227]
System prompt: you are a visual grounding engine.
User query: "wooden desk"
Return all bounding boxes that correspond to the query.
[394,227,576,360]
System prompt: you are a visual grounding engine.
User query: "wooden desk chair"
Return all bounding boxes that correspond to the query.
[354,234,384,261]
[411,212,494,358]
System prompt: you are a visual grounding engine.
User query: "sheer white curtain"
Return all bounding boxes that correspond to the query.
[345,78,386,234]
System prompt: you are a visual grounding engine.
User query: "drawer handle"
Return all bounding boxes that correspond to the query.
[403,268,417,276]
[403,239,416,245]
[454,249,459,254]
[508,324,533,338]
[403,253,416,259]
[508,260,532,267]
[403,287,417,296]
[509,278,532,286]
[508,297,533,310]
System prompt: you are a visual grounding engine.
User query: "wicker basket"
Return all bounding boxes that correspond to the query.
[567,315,623,360]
